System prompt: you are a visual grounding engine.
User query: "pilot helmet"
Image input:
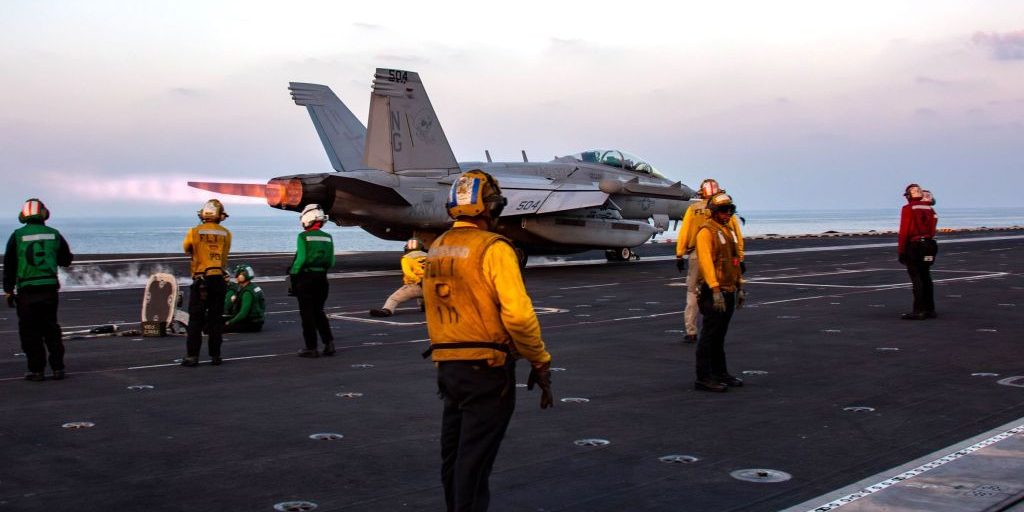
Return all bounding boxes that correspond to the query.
[904,183,923,200]
[18,198,50,224]
[707,192,736,214]
[699,178,721,199]
[404,238,425,253]
[198,199,228,223]
[233,264,255,282]
[445,170,507,219]
[300,204,327,228]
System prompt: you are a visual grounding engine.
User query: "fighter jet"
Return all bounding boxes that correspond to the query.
[189,68,695,261]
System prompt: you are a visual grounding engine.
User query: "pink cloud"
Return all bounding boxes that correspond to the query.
[972,30,1024,60]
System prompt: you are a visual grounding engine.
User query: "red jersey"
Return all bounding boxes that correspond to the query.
[898,200,937,255]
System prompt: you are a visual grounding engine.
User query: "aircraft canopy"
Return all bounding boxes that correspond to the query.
[569,149,666,179]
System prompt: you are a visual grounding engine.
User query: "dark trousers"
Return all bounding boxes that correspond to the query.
[906,242,935,314]
[294,272,332,349]
[695,285,735,381]
[186,276,226,358]
[438,360,517,512]
[16,286,64,373]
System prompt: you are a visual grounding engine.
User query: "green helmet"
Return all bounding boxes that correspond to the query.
[233,264,255,281]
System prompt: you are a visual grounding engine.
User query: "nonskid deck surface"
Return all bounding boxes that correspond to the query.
[0,232,1022,511]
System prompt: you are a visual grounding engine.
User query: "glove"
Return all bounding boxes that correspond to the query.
[740,261,747,274]
[5,293,15,308]
[898,253,907,265]
[737,289,746,309]
[527,361,554,409]
[675,257,687,273]
[286,275,296,296]
[712,290,726,312]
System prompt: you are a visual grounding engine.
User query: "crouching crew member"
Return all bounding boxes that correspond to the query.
[694,192,745,392]
[224,264,265,332]
[290,204,335,357]
[423,169,554,512]
[675,178,745,343]
[182,199,231,367]
[369,238,427,317]
[898,184,938,320]
[4,199,73,381]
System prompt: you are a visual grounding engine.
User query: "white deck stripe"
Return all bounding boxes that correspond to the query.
[783,420,1024,512]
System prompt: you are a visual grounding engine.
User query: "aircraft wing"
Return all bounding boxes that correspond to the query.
[496,176,609,217]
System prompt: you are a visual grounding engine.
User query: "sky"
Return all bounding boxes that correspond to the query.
[1,0,1022,217]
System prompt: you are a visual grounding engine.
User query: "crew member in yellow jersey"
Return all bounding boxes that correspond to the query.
[693,193,745,392]
[675,178,745,343]
[181,199,231,367]
[369,238,427,317]
[423,169,553,512]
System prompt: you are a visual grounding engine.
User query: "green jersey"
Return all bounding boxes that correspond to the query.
[289,228,335,274]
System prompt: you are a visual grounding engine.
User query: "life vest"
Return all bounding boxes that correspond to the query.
[401,250,427,285]
[14,223,61,289]
[423,228,515,365]
[185,222,231,276]
[697,219,742,292]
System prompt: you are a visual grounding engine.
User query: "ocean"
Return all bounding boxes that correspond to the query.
[2,207,1023,255]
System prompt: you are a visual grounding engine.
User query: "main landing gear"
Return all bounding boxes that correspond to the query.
[605,247,639,262]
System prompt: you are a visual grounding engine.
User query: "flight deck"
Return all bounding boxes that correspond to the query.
[1,231,1022,511]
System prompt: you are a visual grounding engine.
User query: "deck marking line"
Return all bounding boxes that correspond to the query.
[799,424,1024,511]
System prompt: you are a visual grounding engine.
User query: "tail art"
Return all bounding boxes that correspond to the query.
[365,68,459,173]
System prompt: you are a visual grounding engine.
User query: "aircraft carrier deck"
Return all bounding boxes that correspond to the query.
[1,231,1022,511]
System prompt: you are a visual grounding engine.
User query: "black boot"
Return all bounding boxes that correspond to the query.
[297,348,319,358]
[694,379,727,392]
[369,308,393,317]
[322,341,336,356]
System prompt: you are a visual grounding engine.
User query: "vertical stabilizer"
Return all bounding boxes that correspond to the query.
[290,83,367,171]
[365,68,459,173]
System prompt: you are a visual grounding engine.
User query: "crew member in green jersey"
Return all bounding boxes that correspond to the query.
[224,263,265,332]
[3,199,73,381]
[290,204,335,357]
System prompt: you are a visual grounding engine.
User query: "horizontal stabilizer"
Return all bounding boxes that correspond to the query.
[188,181,267,198]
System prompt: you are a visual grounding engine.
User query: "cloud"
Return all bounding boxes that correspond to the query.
[972,30,1024,60]
[169,87,204,97]
[915,75,953,87]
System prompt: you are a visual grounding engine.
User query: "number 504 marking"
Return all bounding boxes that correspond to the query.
[387,70,409,84]
[516,200,541,211]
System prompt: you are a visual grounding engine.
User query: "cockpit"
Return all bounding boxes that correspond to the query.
[568,149,666,179]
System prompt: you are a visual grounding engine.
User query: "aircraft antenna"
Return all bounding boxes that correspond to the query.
[521,150,529,162]
[485,150,493,163]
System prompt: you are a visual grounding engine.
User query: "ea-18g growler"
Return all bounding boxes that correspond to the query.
[190,68,695,262]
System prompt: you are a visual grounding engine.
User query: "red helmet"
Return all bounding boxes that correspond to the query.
[699,179,721,199]
[19,198,49,223]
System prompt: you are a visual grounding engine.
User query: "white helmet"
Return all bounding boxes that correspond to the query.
[300,204,327,228]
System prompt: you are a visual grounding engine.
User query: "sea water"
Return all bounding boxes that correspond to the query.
[2,207,1022,254]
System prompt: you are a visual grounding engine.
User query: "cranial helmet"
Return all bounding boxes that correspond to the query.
[233,264,255,281]
[198,199,228,222]
[707,192,736,214]
[904,183,923,200]
[699,178,721,199]
[19,198,50,223]
[445,170,507,219]
[300,204,327,228]
[405,238,425,253]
